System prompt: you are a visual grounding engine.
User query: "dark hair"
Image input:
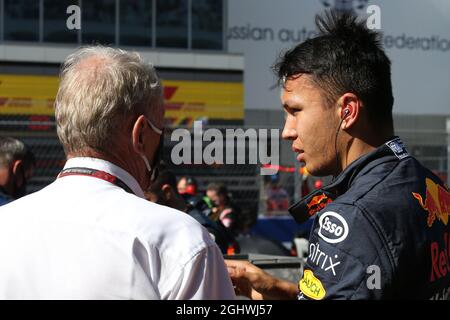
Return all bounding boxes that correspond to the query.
[207,183,228,197]
[274,10,394,130]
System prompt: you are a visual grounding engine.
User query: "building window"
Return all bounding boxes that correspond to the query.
[0,0,225,51]
[119,0,152,47]
[4,0,39,41]
[156,0,188,48]
[43,0,78,43]
[82,0,116,45]
[192,0,223,50]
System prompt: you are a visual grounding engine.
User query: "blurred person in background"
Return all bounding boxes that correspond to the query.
[0,46,234,300]
[145,163,187,212]
[299,166,311,197]
[177,175,214,212]
[145,167,239,254]
[265,174,290,214]
[177,175,197,196]
[0,137,35,205]
[207,183,241,235]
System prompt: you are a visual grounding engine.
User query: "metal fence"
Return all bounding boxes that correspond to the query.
[1,115,448,219]
[0,117,262,220]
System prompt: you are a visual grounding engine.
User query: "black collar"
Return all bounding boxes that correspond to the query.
[288,137,410,223]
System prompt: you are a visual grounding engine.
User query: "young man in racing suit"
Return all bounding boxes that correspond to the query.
[225,11,450,300]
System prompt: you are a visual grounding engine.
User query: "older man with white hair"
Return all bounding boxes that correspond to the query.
[0,46,235,300]
[0,137,35,205]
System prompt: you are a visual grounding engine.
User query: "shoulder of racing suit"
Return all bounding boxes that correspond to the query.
[290,137,450,300]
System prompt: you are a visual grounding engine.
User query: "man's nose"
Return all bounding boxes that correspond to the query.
[282,117,297,141]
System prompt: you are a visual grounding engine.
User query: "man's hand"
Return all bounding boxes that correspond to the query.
[225,259,299,300]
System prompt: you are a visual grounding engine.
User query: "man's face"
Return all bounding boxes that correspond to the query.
[0,160,33,199]
[14,165,33,198]
[281,75,339,177]
[177,177,187,194]
[206,190,219,206]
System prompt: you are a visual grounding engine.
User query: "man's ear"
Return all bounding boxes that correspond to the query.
[11,159,25,185]
[337,93,361,130]
[12,159,23,175]
[131,115,147,154]
[161,184,172,201]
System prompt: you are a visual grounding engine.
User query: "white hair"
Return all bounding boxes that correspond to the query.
[54,46,162,155]
[0,137,26,167]
[0,137,35,170]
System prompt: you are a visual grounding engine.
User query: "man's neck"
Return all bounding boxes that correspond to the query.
[0,168,12,196]
[67,149,146,190]
[68,149,126,171]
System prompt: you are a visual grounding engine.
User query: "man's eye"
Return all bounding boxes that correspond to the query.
[284,106,300,115]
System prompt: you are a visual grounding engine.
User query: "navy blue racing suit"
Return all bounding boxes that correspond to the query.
[289,137,450,300]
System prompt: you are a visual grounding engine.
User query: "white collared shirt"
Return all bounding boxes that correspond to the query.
[0,157,235,300]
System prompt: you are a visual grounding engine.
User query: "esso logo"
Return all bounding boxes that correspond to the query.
[318,211,349,244]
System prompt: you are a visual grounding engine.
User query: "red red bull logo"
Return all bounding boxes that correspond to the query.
[307,193,332,216]
[412,178,450,227]
[429,232,450,282]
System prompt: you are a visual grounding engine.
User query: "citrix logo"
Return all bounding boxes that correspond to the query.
[308,242,341,276]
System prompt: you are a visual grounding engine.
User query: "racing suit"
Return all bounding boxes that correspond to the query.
[289,137,450,300]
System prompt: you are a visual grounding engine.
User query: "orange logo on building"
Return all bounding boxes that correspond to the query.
[412,178,450,227]
[306,193,332,216]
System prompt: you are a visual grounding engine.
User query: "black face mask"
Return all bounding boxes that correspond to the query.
[150,131,164,182]
[155,193,169,206]
[13,166,28,199]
